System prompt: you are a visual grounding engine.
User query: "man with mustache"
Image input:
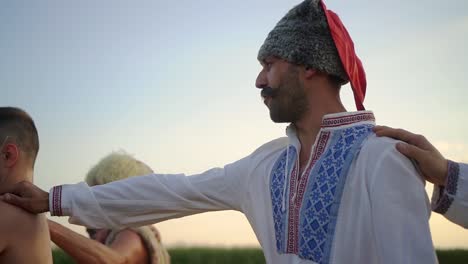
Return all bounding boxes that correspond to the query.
[0,1,437,263]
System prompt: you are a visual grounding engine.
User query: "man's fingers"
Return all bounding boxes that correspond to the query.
[374,127,434,149]
[372,125,390,132]
[0,186,15,195]
[396,142,427,162]
[0,193,27,209]
[374,127,416,142]
[0,181,30,196]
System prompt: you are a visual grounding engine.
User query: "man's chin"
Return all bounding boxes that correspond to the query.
[263,97,272,107]
[269,112,291,123]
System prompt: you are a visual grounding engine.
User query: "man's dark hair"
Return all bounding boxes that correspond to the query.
[0,107,39,167]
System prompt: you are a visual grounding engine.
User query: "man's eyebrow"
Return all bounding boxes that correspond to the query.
[261,57,274,65]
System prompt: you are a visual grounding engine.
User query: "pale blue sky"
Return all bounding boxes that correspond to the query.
[1,0,468,247]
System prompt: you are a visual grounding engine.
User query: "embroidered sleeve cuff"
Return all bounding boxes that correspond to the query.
[49,185,74,216]
[49,185,63,216]
[432,160,460,214]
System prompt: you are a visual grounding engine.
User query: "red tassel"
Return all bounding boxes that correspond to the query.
[320,0,366,111]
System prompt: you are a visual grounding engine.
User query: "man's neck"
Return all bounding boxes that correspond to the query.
[293,102,347,168]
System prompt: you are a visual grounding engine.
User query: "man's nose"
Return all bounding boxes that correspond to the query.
[255,69,267,89]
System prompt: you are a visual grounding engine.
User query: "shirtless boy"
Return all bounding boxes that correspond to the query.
[0,107,51,263]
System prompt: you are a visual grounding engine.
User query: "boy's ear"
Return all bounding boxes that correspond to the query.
[1,143,19,167]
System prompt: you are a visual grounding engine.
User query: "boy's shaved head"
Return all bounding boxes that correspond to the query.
[0,107,39,167]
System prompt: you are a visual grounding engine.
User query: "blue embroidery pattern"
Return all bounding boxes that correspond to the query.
[270,146,296,251]
[298,125,372,263]
[270,124,373,263]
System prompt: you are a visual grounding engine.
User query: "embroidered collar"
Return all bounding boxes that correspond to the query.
[320,111,375,130]
[286,111,375,136]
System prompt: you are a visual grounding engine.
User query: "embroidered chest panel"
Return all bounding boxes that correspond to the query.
[270,124,373,263]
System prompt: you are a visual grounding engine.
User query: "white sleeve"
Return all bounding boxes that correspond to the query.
[432,161,468,228]
[369,146,437,264]
[49,156,250,229]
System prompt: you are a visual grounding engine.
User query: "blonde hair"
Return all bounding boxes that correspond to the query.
[85,151,153,186]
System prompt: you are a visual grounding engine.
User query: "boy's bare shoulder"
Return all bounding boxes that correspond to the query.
[0,201,52,263]
[0,201,40,230]
[0,201,49,242]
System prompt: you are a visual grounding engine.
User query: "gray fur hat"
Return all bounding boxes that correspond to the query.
[257,0,348,84]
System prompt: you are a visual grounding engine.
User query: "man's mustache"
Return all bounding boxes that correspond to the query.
[261,87,278,99]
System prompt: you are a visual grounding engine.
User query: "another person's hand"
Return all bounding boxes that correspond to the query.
[93,229,111,244]
[47,219,57,227]
[373,126,448,186]
[47,219,61,235]
[0,181,49,214]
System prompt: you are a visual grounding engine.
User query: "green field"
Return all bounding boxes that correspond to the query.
[53,248,468,264]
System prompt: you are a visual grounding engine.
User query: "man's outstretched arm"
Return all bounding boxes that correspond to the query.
[48,220,148,264]
[0,156,250,228]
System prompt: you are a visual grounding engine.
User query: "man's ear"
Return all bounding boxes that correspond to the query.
[1,143,19,167]
[304,67,318,79]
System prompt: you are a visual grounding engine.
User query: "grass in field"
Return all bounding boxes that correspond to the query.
[51,247,266,264]
[169,247,265,264]
[52,248,468,264]
[52,248,75,264]
[437,249,468,264]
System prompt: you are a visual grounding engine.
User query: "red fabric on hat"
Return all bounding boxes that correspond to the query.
[320,0,366,110]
